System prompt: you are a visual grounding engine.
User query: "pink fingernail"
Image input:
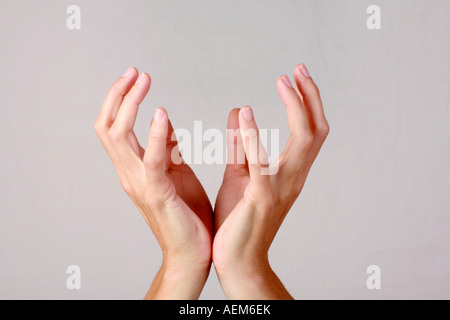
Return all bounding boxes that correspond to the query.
[282,75,293,88]
[136,72,146,84]
[154,108,164,122]
[242,107,253,122]
[300,64,311,78]
[122,66,134,77]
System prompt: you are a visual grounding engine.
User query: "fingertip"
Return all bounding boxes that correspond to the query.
[299,63,311,78]
[228,108,241,120]
[276,76,284,93]
[154,107,165,123]
[294,64,320,99]
[276,76,297,107]
[295,63,312,81]
[129,66,138,77]
[282,75,293,88]
[121,66,138,78]
[149,107,169,142]
[229,107,241,115]
[156,106,167,115]
[276,76,292,98]
[240,105,253,122]
[227,108,241,129]
[136,72,151,85]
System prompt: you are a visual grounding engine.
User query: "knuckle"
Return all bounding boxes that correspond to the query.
[93,120,104,135]
[121,181,133,196]
[149,131,164,141]
[143,155,161,170]
[293,185,303,198]
[299,132,314,149]
[292,179,306,196]
[108,128,125,144]
[308,82,321,98]
[108,81,125,97]
[316,121,330,138]
[259,153,270,167]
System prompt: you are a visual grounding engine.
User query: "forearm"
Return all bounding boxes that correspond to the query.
[145,262,211,300]
[217,263,293,300]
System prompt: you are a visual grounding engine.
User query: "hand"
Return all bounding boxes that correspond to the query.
[213,64,329,299]
[94,67,213,300]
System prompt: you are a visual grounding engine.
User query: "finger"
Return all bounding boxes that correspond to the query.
[293,64,330,139]
[96,66,139,129]
[238,106,270,187]
[149,118,189,167]
[111,72,151,136]
[144,107,169,186]
[275,74,315,177]
[276,75,312,140]
[165,119,184,167]
[225,108,248,175]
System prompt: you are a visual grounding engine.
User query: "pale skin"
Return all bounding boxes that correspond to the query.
[94,64,329,300]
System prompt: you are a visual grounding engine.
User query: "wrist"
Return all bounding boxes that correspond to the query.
[163,250,212,275]
[214,250,270,277]
[216,257,266,295]
[215,258,293,300]
[162,258,211,281]
[145,260,211,300]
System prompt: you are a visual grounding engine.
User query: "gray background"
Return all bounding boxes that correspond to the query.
[0,0,449,299]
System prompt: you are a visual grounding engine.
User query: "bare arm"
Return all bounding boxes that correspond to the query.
[213,64,329,299]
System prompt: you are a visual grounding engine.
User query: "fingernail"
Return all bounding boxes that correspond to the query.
[122,66,134,77]
[242,107,253,122]
[136,72,146,84]
[154,108,164,122]
[282,75,293,88]
[300,64,311,78]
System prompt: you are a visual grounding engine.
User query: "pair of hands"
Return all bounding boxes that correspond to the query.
[94,64,329,300]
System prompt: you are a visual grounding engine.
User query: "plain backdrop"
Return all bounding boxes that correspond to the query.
[0,0,449,299]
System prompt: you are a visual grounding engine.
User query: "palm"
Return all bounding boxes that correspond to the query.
[167,164,213,233]
[162,120,213,233]
[214,171,248,230]
[141,119,214,267]
[213,108,254,269]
